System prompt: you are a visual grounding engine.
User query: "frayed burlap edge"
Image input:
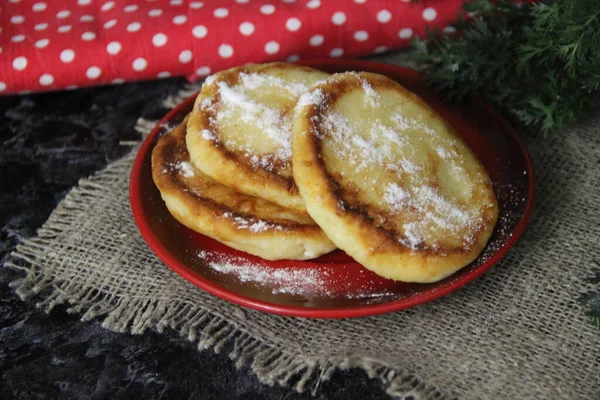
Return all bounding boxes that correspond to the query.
[4,83,452,399]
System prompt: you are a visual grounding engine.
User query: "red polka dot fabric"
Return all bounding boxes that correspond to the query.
[0,0,464,95]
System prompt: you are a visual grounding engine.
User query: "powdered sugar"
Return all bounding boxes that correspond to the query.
[239,72,310,97]
[218,81,290,152]
[295,88,324,111]
[384,183,409,211]
[198,250,329,296]
[198,250,397,299]
[221,212,281,233]
[176,161,195,178]
[161,160,195,178]
[362,78,380,107]
[200,72,299,168]
[200,129,214,140]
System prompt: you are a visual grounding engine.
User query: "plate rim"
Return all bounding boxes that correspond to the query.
[129,60,536,319]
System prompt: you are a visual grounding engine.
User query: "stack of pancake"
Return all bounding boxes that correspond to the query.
[152,62,499,283]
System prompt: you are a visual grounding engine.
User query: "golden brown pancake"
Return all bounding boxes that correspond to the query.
[152,119,336,260]
[292,72,499,282]
[186,63,329,215]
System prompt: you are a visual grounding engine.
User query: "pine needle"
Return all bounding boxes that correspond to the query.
[411,0,600,133]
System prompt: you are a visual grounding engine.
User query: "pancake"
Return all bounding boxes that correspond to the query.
[291,72,499,282]
[152,119,336,261]
[186,63,330,215]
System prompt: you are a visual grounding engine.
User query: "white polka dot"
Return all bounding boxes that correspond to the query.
[330,48,344,57]
[196,67,211,76]
[80,15,94,22]
[152,33,167,47]
[260,4,275,14]
[398,28,413,39]
[39,74,54,86]
[148,9,162,17]
[423,7,437,21]
[218,44,233,58]
[124,5,138,12]
[35,39,50,48]
[190,2,204,9]
[444,26,457,34]
[286,54,300,62]
[283,0,295,2]
[32,3,47,12]
[12,35,26,43]
[173,15,187,24]
[0,82,6,92]
[264,41,280,54]
[35,23,48,31]
[214,8,229,18]
[170,0,183,5]
[377,10,392,23]
[58,25,72,33]
[309,35,324,46]
[306,0,320,9]
[78,0,91,5]
[11,15,25,24]
[179,50,193,63]
[286,18,301,31]
[192,25,208,38]
[60,49,75,63]
[12,57,27,71]
[101,1,115,11]
[239,22,254,36]
[106,41,121,55]
[157,71,171,78]
[127,22,141,32]
[235,0,249,3]
[86,66,102,79]
[374,45,388,54]
[354,0,366,3]
[82,31,96,41]
[104,19,117,28]
[112,78,125,84]
[56,10,70,18]
[354,31,369,41]
[9,0,21,3]
[132,58,147,71]
[331,12,346,25]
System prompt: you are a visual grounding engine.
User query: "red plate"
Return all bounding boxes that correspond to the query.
[130,60,535,318]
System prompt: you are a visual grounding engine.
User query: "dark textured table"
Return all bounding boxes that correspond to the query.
[0,80,391,399]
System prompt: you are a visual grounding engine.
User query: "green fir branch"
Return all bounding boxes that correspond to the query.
[411,0,600,133]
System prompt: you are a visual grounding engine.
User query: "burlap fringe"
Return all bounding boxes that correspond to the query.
[4,84,452,399]
[7,244,446,398]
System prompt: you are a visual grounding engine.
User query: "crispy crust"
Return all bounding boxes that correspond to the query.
[186,62,330,215]
[152,119,336,260]
[292,72,499,282]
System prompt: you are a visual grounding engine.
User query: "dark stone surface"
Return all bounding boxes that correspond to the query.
[0,81,390,399]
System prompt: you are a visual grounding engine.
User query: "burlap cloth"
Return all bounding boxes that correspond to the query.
[6,54,600,399]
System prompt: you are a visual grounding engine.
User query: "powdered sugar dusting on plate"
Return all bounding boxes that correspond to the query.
[198,250,330,295]
[198,250,398,299]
